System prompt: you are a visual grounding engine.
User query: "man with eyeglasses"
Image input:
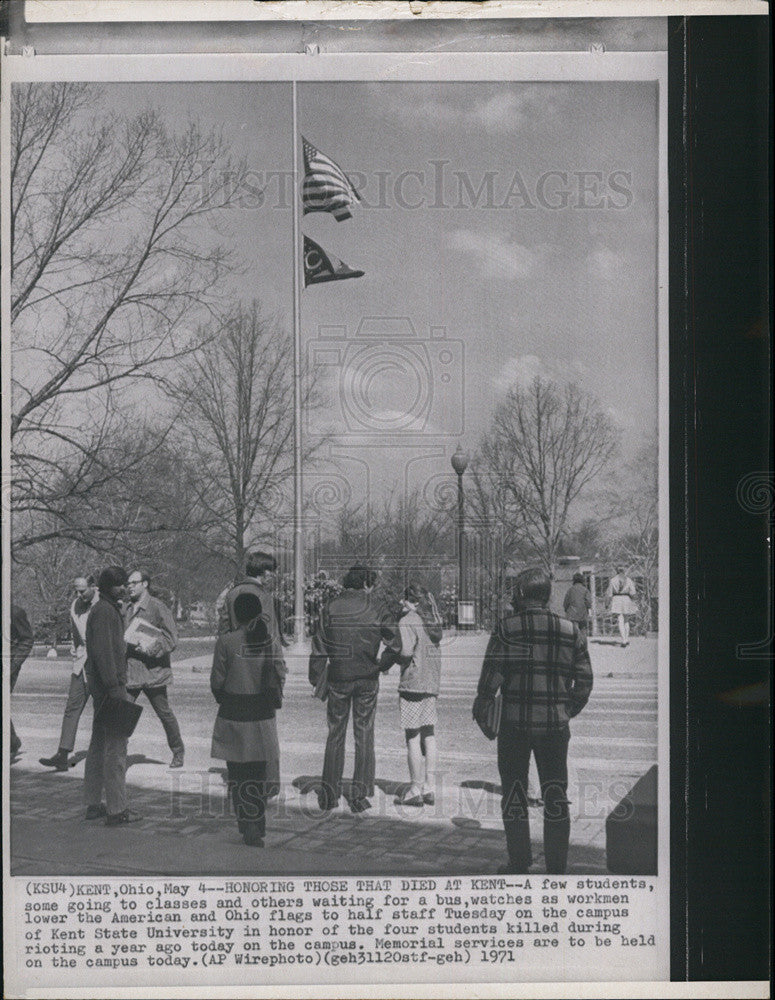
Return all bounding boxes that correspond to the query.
[40,575,99,771]
[124,569,184,768]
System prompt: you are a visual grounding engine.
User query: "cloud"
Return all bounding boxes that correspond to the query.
[587,247,625,281]
[493,354,591,392]
[369,84,560,134]
[447,228,554,282]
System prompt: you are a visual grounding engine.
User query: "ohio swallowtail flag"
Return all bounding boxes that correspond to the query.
[302,137,361,222]
[303,235,364,286]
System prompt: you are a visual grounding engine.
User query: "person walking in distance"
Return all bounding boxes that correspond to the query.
[124,569,184,768]
[83,567,140,825]
[605,567,638,647]
[563,572,593,635]
[9,604,34,759]
[474,567,593,875]
[40,575,99,770]
[308,566,399,814]
[210,590,286,847]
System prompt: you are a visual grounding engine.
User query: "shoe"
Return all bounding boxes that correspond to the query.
[105,809,143,827]
[423,792,436,806]
[169,750,184,769]
[243,823,265,846]
[85,803,108,820]
[349,798,372,814]
[498,863,529,875]
[317,793,338,812]
[40,750,69,771]
[394,791,424,807]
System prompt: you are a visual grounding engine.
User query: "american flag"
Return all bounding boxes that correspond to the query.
[302,137,361,222]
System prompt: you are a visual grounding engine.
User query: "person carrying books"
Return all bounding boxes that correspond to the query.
[124,569,184,768]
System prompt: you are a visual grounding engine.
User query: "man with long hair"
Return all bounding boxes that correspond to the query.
[83,566,140,825]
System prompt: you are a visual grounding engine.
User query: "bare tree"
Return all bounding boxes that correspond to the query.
[602,441,659,629]
[10,82,245,554]
[11,535,92,642]
[317,488,454,600]
[479,377,619,573]
[168,302,320,570]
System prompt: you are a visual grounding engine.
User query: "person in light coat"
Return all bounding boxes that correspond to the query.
[393,583,443,808]
[124,569,183,768]
[40,575,99,771]
[605,567,638,647]
[210,590,286,847]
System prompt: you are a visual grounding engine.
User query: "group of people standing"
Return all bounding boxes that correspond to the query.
[10,554,640,874]
[308,567,443,814]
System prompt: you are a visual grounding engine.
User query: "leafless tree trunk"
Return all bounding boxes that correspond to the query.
[479,377,620,574]
[10,82,246,555]
[168,301,323,570]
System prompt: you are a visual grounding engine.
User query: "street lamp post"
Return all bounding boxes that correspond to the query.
[451,444,469,627]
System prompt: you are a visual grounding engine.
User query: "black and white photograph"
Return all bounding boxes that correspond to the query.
[1,4,769,997]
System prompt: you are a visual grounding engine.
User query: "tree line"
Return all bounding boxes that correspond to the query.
[9,83,657,634]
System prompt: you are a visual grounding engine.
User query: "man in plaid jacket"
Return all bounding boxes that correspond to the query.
[474,566,593,874]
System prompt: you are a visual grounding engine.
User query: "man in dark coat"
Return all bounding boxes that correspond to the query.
[308,565,399,813]
[474,566,593,875]
[563,572,593,633]
[10,604,34,757]
[83,566,140,825]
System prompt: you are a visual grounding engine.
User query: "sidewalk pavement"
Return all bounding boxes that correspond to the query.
[9,763,607,877]
[9,636,658,878]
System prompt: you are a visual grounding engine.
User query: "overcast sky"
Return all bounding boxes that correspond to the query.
[74,80,659,509]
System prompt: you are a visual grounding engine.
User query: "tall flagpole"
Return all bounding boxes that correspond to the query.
[291,80,305,644]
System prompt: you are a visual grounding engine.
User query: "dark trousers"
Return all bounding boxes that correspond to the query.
[497,725,571,874]
[226,761,267,837]
[10,659,23,753]
[83,695,128,815]
[127,685,184,752]
[322,676,379,803]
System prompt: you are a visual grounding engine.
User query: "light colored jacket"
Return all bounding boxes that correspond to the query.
[125,591,178,689]
[70,593,98,677]
[398,609,441,696]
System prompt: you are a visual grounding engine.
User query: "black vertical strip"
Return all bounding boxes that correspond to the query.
[672,14,772,982]
[667,14,690,983]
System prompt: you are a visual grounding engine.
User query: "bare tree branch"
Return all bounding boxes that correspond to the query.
[479,377,620,573]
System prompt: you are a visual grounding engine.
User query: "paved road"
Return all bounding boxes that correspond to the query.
[9,634,658,876]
